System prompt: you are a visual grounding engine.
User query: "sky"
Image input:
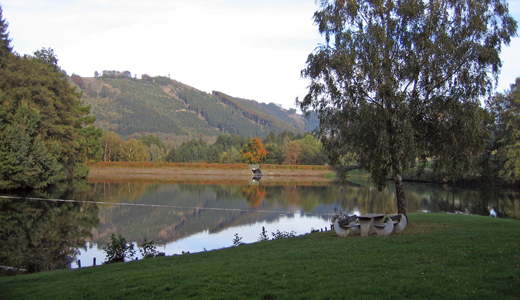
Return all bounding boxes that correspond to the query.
[1,0,519,110]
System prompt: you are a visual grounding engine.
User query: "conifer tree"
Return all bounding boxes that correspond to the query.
[0,5,13,63]
[0,10,100,189]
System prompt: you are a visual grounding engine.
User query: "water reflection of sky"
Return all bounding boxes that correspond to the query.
[161,214,330,253]
[75,214,331,268]
[3,179,518,271]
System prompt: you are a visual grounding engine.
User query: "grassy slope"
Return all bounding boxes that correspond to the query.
[1,213,519,300]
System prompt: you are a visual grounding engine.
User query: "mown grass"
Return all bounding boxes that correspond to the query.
[1,213,519,300]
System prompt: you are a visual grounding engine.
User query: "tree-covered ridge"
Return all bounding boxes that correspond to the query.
[238,98,320,132]
[77,73,311,141]
[213,91,307,136]
[81,77,219,138]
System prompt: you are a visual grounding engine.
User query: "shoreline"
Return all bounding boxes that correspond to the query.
[88,165,335,183]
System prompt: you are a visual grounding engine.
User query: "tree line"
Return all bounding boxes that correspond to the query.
[97,130,328,166]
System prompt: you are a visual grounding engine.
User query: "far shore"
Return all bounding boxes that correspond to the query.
[88,163,335,182]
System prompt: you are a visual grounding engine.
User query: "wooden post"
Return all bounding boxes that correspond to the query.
[77,260,81,268]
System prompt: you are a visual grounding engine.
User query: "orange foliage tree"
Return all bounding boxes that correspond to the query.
[242,137,268,164]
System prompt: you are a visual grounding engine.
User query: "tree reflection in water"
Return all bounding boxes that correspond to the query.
[88,179,520,248]
[1,179,519,273]
[0,182,99,274]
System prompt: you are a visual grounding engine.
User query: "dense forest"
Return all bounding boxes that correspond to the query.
[74,71,316,144]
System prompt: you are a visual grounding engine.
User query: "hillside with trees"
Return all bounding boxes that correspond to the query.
[238,98,320,132]
[75,72,317,144]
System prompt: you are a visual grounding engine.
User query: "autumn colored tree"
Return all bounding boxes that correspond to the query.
[71,73,86,89]
[242,137,268,164]
[141,74,152,82]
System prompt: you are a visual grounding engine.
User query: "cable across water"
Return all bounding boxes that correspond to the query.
[0,195,335,216]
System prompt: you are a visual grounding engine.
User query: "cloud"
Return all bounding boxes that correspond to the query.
[4,0,319,108]
[2,0,519,109]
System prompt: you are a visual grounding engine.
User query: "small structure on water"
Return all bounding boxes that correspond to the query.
[249,164,263,182]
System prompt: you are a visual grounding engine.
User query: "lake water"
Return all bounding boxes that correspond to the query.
[1,177,518,271]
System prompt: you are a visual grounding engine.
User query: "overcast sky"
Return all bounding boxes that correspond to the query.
[2,0,519,110]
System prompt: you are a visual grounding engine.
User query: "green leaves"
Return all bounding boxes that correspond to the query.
[0,47,98,189]
[488,78,520,182]
[103,234,136,264]
[300,0,517,212]
[0,101,61,189]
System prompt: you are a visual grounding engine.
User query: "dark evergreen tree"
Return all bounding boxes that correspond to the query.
[33,47,58,67]
[0,5,12,59]
[0,45,99,189]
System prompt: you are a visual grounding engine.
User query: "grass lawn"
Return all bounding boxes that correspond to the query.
[1,213,519,299]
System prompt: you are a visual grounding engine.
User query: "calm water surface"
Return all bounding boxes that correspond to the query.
[1,177,518,271]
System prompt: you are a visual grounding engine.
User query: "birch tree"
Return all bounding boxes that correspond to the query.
[299,0,517,215]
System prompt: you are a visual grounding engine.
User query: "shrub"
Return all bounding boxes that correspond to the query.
[232,233,243,246]
[271,230,296,239]
[258,226,269,241]
[139,237,158,258]
[103,234,136,264]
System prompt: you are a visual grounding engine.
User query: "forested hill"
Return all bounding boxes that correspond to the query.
[237,97,319,132]
[75,73,317,141]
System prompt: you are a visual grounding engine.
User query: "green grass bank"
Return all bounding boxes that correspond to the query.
[1,213,519,299]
